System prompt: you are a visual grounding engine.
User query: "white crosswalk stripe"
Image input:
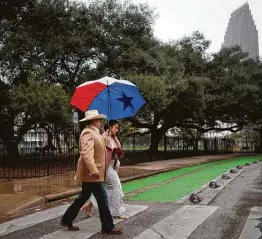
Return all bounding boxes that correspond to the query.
[40,204,148,239]
[0,203,70,236]
[9,203,262,239]
[133,205,218,239]
[239,206,262,239]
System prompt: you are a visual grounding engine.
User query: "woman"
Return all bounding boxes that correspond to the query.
[81,120,128,219]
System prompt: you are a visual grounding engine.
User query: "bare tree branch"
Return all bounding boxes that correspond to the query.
[123,130,150,138]
[127,118,153,129]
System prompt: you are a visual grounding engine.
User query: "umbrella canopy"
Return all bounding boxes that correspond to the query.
[70,76,145,120]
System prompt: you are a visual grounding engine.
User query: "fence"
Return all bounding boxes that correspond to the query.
[122,135,235,153]
[0,132,244,180]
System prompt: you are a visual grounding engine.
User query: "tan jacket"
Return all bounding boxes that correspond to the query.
[75,126,106,184]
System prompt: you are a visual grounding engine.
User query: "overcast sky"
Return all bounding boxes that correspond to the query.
[130,0,261,54]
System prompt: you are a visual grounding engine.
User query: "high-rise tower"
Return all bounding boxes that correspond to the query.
[222,2,259,58]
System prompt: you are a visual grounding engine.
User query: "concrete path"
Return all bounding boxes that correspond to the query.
[126,154,239,171]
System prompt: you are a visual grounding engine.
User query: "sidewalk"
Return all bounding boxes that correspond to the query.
[0,153,247,220]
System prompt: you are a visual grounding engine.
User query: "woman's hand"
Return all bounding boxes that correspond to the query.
[113,166,120,172]
[113,159,120,171]
[113,148,124,158]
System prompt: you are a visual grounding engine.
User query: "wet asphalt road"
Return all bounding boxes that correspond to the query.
[188,163,262,239]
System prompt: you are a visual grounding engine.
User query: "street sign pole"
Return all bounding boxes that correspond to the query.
[73,112,78,171]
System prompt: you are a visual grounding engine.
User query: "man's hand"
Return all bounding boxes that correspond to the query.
[91,173,99,179]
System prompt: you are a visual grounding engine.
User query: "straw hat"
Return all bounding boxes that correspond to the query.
[79,110,107,122]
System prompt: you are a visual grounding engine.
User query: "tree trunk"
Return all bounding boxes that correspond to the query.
[259,129,262,153]
[2,122,20,160]
[149,127,166,152]
[6,140,19,160]
[64,134,70,152]
[164,134,167,152]
[204,139,208,152]
[47,130,56,150]
[43,126,56,155]
[44,129,56,150]
[55,132,62,154]
[193,139,199,151]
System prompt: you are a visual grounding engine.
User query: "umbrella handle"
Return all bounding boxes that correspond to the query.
[107,80,110,121]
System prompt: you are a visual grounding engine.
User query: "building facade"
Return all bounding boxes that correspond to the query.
[222,2,259,58]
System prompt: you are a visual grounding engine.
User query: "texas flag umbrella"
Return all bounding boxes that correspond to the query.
[70,76,146,120]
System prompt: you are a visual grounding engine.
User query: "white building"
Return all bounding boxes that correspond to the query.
[19,129,47,148]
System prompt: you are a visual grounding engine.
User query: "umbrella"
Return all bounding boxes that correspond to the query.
[70,76,146,120]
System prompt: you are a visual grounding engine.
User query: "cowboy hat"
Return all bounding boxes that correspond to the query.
[79,110,107,122]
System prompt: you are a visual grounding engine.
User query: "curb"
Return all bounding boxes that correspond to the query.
[7,197,46,216]
[44,188,82,203]
[178,161,261,204]
[121,169,169,183]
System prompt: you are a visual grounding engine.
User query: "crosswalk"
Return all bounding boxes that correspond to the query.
[0,203,70,236]
[1,203,262,239]
[133,205,218,239]
[40,204,148,239]
[239,206,262,239]
[0,203,148,238]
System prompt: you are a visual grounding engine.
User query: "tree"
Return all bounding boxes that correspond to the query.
[127,74,210,151]
[165,46,260,144]
[0,0,35,21]
[239,60,262,151]
[125,32,211,151]
[1,0,157,91]
[0,72,71,158]
[0,0,158,156]
[126,38,262,152]
[203,47,260,132]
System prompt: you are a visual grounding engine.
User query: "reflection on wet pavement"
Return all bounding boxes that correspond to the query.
[0,167,153,218]
[0,173,76,196]
[0,168,153,196]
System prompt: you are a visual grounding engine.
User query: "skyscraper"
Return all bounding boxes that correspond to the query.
[222,2,259,58]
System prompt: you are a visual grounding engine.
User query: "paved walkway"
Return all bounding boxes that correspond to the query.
[0,153,245,219]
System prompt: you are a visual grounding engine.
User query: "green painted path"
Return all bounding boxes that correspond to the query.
[123,156,261,202]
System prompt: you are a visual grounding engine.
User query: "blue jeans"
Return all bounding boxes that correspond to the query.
[61,182,114,231]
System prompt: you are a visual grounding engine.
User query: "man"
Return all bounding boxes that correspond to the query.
[60,110,122,234]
